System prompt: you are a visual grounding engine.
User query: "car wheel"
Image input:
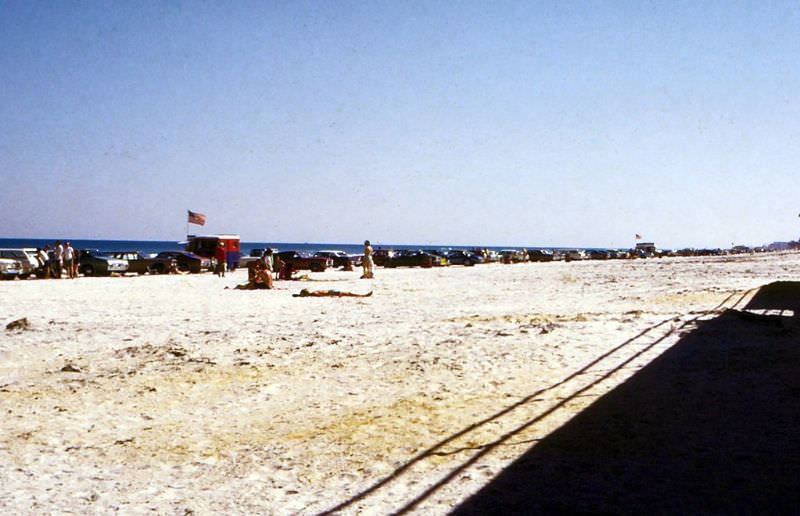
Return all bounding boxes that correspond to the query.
[81,264,95,276]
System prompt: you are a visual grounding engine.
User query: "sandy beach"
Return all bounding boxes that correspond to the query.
[2,252,799,514]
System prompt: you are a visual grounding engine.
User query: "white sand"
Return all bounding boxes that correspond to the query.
[2,252,798,514]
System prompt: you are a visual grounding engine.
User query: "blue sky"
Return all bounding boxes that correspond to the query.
[2,1,798,248]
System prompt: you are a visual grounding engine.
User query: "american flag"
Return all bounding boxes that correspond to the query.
[635,234,642,240]
[187,210,206,226]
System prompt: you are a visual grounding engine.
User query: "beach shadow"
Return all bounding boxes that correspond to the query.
[453,281,800,514]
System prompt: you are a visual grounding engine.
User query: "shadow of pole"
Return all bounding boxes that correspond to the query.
[453,282,800,514]
[321,291,744,515]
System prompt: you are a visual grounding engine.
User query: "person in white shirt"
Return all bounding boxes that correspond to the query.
[53,241,64,279]
[63,242,75,279]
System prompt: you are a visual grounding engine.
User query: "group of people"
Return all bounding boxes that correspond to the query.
[36,241,78,279]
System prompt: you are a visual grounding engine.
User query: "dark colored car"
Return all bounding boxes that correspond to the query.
[384,250,439,268]
[446,250,483,266]
[155,251,211,273]
[275,251,332,272]
[78,250,129,276]
[104,251,176,274]
[314,250,361,268]
[372,249,395,267]
[527,249,554,262]
[588,250,611,260]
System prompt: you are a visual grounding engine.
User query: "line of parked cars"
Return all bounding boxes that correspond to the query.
[0,247,214,279]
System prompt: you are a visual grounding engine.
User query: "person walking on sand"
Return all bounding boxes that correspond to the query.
[215,241,227,277]
[361,240,374,279]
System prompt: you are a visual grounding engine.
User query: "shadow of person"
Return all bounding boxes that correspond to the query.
[454,281,800,514]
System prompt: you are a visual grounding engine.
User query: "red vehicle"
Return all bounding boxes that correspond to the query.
[275,250,332,272]
[186,234,241,269]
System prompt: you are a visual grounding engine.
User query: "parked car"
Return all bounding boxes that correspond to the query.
[314,250,361,268]
[384,250,440,268]
[588,249,611,260]
[527,249,554,262]
[274,251,332,272]
[155,251,211,273]
[104,251,176,275]
[372,249,395,267]
[0,249,38,278]
[562,249,587,262]
[0,257,23,280]
[78,250,129,276]
[446,250,483,266]
[499,249,526,263]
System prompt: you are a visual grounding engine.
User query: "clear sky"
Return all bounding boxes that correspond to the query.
[2,1,798,248]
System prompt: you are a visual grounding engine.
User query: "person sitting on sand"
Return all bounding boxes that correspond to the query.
[292,288,372,298]
[236,260,273,289]
[280,261,295,280]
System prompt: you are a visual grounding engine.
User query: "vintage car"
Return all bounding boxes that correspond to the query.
[562,249,587,262]
[499,249,526,263]
[155,251,211,273]
[527,249,555,262]
[314,250,361,268]
[103,251,176,274]
[445,250,483,266]
[384,250,440,268]
[78,250,129,276]
[0,257,23,280]
[372,249,395,267]
[274,251,332,272]
[0,249,38,278]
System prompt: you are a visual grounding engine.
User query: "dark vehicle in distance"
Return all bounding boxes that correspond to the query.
[384,250,439,268]
[446,250,483,266]
[155,251,211,273]
[78,250,129,276]
[588,249,611,260]
[104,251,176,274]
[527,249,554,262]
[372,249,395,267]
[274,251,332,272]
[314,250,361,268]
[499,249,526,263]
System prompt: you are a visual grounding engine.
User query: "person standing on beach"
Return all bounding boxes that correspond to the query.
[38,247,51,279]
[361,240,374,279]
[53,240,63,278]
[215,241,227,277]
[262,248,274,274]
[63,242,74,279]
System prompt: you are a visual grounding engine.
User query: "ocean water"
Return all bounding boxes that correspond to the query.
[0,238,572,256]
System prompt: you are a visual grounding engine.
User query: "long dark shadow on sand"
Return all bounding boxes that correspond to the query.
[453,282,800,514]
[321,291,743,514]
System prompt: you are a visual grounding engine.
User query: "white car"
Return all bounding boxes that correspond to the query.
[0,257,22,280]
[0,249,39,278]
